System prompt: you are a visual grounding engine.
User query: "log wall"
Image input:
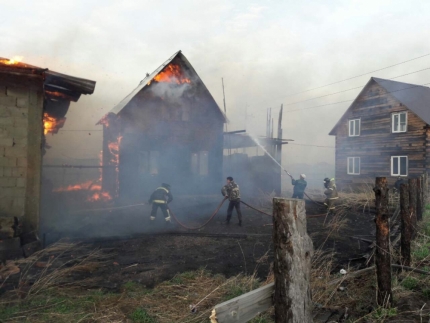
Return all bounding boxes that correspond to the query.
[333,80,428,189]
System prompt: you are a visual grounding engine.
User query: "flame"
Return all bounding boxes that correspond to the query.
[54,180,96,192]
[87,191,112,202]
[99,114,110,127]
[0,56,24,65]
[43,112,65,135]
[152,63,191,85]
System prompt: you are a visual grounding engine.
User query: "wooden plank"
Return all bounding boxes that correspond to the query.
[400,183,411,266]
[209,283,274,323]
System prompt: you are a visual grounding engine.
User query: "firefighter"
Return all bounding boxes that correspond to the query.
[148,183,173,223]
[221,176,242,226]
[323,178,338,215]
[290,173,307,199]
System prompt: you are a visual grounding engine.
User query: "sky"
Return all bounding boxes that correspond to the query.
[2,0,430,169]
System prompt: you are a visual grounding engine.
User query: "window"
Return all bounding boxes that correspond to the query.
[392,112,407,133]
[191,151,209,176]
[348,119,360,137]
[391,156,408,176]
[347,157,360,175]
[138,151,159,175]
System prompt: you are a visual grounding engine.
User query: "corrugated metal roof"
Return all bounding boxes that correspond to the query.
[100,50,226,122]
[329,77,430,135]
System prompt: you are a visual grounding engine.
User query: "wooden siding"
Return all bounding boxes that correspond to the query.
[334,80,427,189]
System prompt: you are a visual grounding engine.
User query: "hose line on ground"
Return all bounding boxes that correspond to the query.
[168,198,227,230]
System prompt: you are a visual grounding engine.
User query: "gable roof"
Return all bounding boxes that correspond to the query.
[329,77,430,135]
[99,50,225,122]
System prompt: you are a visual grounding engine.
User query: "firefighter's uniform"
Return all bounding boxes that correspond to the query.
[291,177,307,199]
[324,178,338,213]
[148,183,173,222]
[221,181,242,225]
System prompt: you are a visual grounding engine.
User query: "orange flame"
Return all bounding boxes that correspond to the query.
[152,63,191,85]
[43,112,65,135]
[0,56,24,65]
[87,191,112,202]
[53,180,99,192]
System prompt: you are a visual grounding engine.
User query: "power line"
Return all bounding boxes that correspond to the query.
[288,143,335,148]
[283,67,430,108]
[257,52,430,105]
[286,81,430,113]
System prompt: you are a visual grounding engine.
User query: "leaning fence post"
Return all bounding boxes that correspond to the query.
[272,198,313,323]
[400,183,411,267]
[373,177,392,307]
[408,178,418,238]
[417,176,423,221]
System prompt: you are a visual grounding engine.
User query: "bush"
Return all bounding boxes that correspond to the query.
[401,276,418,290]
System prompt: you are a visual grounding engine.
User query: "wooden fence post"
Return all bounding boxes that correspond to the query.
[408,178,418,238]
[400,183,411,267]
[417,176,423,221]
[373,177,392,307]
[272,198,313,323]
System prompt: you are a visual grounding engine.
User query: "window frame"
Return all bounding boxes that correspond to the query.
[347,157,361,175]
[348,118,361,137]
[391,111,408,133]
[391,156,408,176]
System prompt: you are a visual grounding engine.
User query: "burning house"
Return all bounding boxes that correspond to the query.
[330,77,430,189]
[98,51,225,202]
[0,57,96,241]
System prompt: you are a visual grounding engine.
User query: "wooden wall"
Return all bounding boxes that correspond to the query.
[333,80,427,190]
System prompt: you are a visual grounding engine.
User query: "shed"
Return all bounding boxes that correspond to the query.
[0,57,96,239]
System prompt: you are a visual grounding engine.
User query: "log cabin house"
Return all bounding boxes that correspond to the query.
[98,51,226,202]
[329,77,430,189]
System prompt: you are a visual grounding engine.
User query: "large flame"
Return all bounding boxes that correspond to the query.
[0,56,24,65]
[149,63,191,85]
[43,112,66,135]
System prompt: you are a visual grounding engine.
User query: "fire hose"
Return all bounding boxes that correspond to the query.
[168,198,227,230]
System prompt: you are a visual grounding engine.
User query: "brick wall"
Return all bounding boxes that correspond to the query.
[0,80,43,236]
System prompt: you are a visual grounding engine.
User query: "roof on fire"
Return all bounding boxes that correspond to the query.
[0,58,96,102]
[329,77,430,135]
[99,50,226,122]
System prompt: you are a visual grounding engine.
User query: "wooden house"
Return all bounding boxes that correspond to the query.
[329,77,430,189]
[98,51,226,202]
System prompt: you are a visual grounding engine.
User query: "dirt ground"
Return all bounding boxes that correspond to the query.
[39,195,376,289]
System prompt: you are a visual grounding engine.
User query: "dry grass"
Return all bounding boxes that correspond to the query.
[0,242,273,323]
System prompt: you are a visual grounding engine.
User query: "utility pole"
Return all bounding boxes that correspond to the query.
[222,78,231,165]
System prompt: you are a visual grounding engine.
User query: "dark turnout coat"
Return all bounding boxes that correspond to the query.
[149,186,173,204]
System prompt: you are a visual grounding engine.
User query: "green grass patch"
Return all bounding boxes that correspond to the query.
[401,276,419,290]
[130,308,157,323]
[412,245,430,260]
[372,307,397,320]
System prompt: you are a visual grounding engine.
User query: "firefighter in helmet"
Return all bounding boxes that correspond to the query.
[290,173,307,199]
[323,178,338,215]
[148,183,173,223]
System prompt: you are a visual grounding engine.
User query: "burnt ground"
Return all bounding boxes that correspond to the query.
[38,195,376,289]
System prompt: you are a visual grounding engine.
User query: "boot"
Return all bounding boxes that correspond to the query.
[238,220,242,227]
[224,219,230,225]
[165,216,171,224]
